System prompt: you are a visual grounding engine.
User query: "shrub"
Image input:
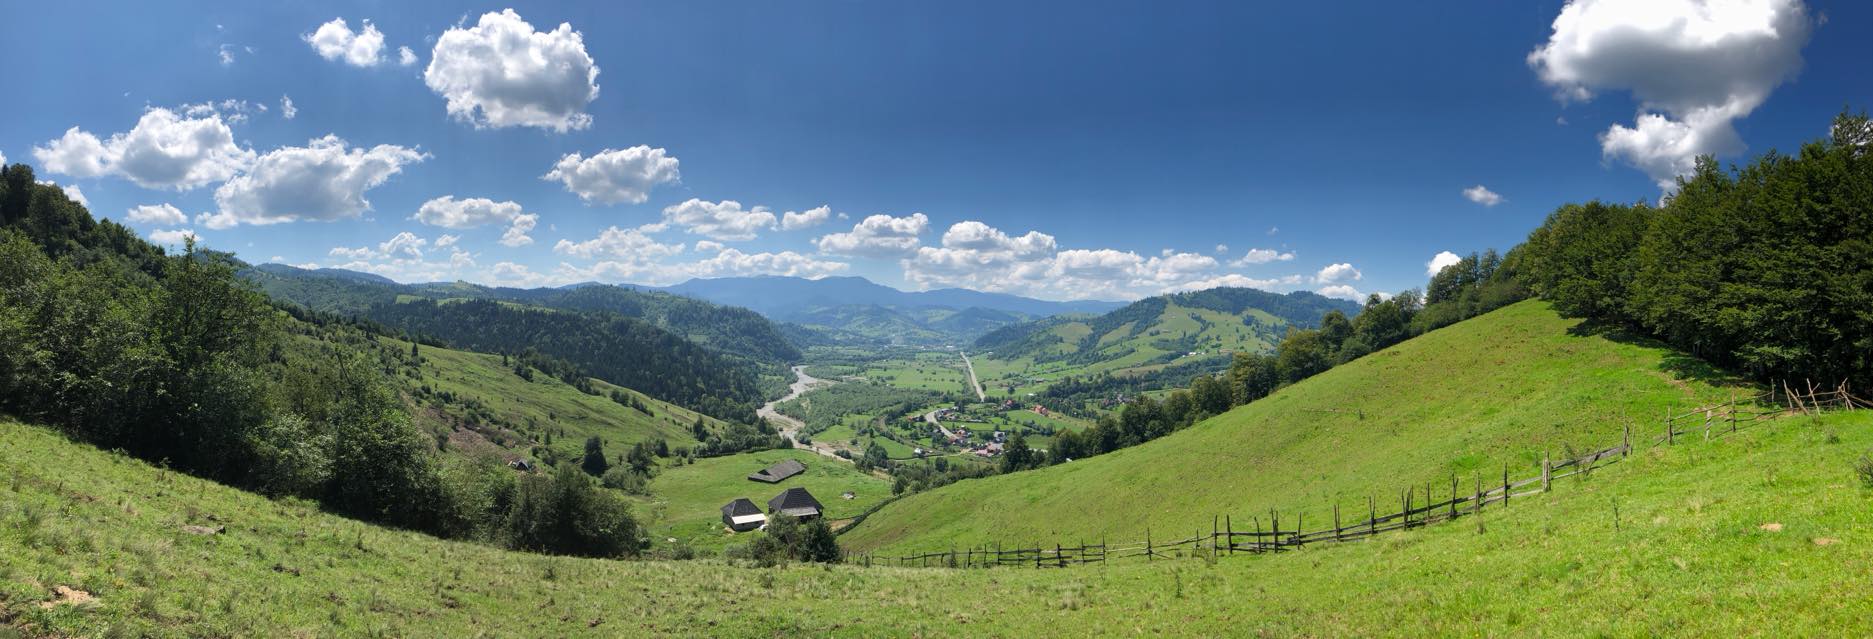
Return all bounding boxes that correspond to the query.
[1854,452,1873,489]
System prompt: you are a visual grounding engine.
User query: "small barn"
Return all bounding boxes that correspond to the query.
[721,498,767,532]
[747,458,807,483]
[767,487,824,520]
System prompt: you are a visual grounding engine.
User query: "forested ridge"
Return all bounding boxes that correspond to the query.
[366,299,765,423]
[246,263,801,366]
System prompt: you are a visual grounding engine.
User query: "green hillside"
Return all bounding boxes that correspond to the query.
[382,335,720,460]
[971,288,1356,399]
[842,300,1743,554]
[8,405,1873,636]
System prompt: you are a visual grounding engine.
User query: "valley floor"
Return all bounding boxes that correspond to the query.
[6,409,1873,637]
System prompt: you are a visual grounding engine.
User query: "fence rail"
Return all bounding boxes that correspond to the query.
[850,380,1866,570]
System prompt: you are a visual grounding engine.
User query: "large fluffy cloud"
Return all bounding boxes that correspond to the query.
[661,199,777,241]
[303,17,386,67]
[413,195,524,229]
[815,213,929,258]
[424,9,600,132]
[32,108,254,190]
[1528,0,1813,190]
[1426,250,1463,277]
[412,196,538,248]
[203,135,426,228]
[542,146,680,205]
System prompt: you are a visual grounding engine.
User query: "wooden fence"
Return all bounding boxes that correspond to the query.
[850,381,1868,570]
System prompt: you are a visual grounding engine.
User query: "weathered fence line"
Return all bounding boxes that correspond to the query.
[851,381,1864,571]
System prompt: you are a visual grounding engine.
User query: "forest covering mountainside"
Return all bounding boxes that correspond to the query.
[245,264,801,366]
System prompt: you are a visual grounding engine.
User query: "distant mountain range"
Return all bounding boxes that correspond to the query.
[657,276,1124,318]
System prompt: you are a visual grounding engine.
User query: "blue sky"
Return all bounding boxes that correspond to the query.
[3,1,1868,301]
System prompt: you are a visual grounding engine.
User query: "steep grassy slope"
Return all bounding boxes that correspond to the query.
[6,408,1872,636]
[381,336,718,460]
[843,300,1744,554]
[635,449,891,550]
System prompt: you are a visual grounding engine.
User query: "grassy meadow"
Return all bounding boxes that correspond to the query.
[6,404,1873,637]
[635,449,891,551]
[841,300,1746,554]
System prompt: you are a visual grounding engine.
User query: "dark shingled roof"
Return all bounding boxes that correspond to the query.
[767,487,823,513]
[747,458,807,483]
[721,498,762,518]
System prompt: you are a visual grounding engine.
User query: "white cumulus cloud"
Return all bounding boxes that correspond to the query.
[780,205,832,231]
[280,95,298,120]
[553,225,685,261]
[413,195,525,229]
[1462,184,1504,206]
[304,17,387,67]
[1528,0,1814,191]
[542,146,679,205]
[33,108,254,190]
[148,228,200,246]
[424,9,600,132]
[816,213,929,258]
[203,135,426,228]
[1316,284,1366,301]
[1315,263,1362,284]
[1229,248,1296,266]
[661,199,777,241]
[499,213,538,247]
[397,46,417,67]
[1426,250,1464,277]
[126,203,188,225]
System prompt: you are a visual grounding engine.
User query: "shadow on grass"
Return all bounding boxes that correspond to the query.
[1565,319,1750,389]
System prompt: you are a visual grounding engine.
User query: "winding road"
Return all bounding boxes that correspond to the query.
[757,366,849,462]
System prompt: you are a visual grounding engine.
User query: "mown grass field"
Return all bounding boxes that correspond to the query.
[5,404,1872,637]
[842,300,1745,555]
[635,449,890,551]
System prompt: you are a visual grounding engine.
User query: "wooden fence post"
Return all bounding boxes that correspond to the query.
[1501,463,1510,507]
[1146,528,1153,562]
[1622,422,1631,456]
[1226,515,1234,555]
[1213,515,1220,555]
[1730,390,1739,432]
[1449,474,1458,519]
[1541,453,1551,492]
[1665,406,1674,444]
[1367,496,1377,536]
[1295,513,1303,548]
[1333,503,1342,541]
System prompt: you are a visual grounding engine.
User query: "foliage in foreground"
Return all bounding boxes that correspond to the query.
[0,166,638,559]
